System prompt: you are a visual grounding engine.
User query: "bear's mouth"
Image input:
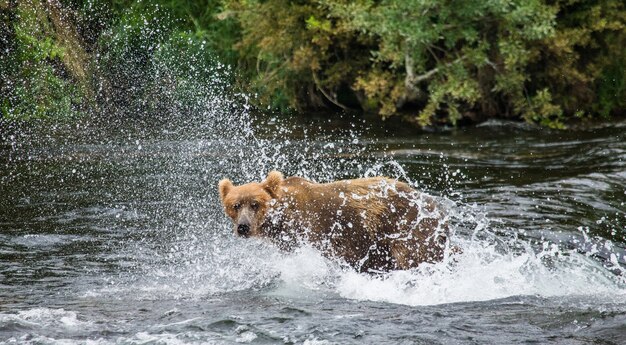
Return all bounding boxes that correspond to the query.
[234,230,250,238]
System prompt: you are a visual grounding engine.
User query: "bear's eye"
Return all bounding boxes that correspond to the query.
[233,203,241,211]
[250,202,259,211]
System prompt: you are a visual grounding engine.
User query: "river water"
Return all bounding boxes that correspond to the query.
[1,110,625,344]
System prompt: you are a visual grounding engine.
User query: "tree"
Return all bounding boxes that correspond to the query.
[224,0,626,127]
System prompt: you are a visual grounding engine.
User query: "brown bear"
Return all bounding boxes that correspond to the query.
[218,171,449,272]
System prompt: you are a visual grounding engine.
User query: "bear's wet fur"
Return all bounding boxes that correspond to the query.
[218,171,449,272]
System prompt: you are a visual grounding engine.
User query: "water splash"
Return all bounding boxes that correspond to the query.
[3,5,625,312]
[336,240,626,306]
[81,70,626,308]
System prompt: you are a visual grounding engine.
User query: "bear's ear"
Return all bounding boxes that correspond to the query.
[263,171,283,198]
[218,178,233,201]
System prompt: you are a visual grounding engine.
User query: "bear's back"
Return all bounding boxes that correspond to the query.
[275,176,426,267]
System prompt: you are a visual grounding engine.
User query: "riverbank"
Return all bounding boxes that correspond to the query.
[2,1,625,129]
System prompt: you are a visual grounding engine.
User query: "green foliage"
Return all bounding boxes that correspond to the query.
[110,0,240,64]
[223,0,374,111]
[1,0,624,127]
[139,30,233,118]
[90,1,234,118]
[223,0,626,127]
[596,61,626,118]
[91,1,176,115]
[1,1,84,120]
[540,0,626,121]
[2,0,237,121]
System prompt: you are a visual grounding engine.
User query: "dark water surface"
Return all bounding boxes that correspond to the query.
[1,115,625,344]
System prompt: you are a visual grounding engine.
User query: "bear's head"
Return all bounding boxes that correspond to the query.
[218,171,283,237]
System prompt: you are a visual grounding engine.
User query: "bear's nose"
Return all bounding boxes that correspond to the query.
[237,224,250,236]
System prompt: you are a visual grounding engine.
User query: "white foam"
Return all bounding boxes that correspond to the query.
[335,240,626,306]
[95,221,626,308]
[241,217,626,307]
[303,337,333,345]
[89,237,286,301]
[0,308,92,330]
[2,335,108,345]
[77,166,625,309]
[128,331,215,345]
[235,328,258,343]
[273,246,337,291]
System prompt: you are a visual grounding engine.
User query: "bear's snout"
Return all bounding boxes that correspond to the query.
[237,223,250,236]
[235,209,254,237]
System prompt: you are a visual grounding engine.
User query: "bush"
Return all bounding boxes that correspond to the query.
[224,0,626,127]
[1,1,86,120]
[2,0,624,127]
